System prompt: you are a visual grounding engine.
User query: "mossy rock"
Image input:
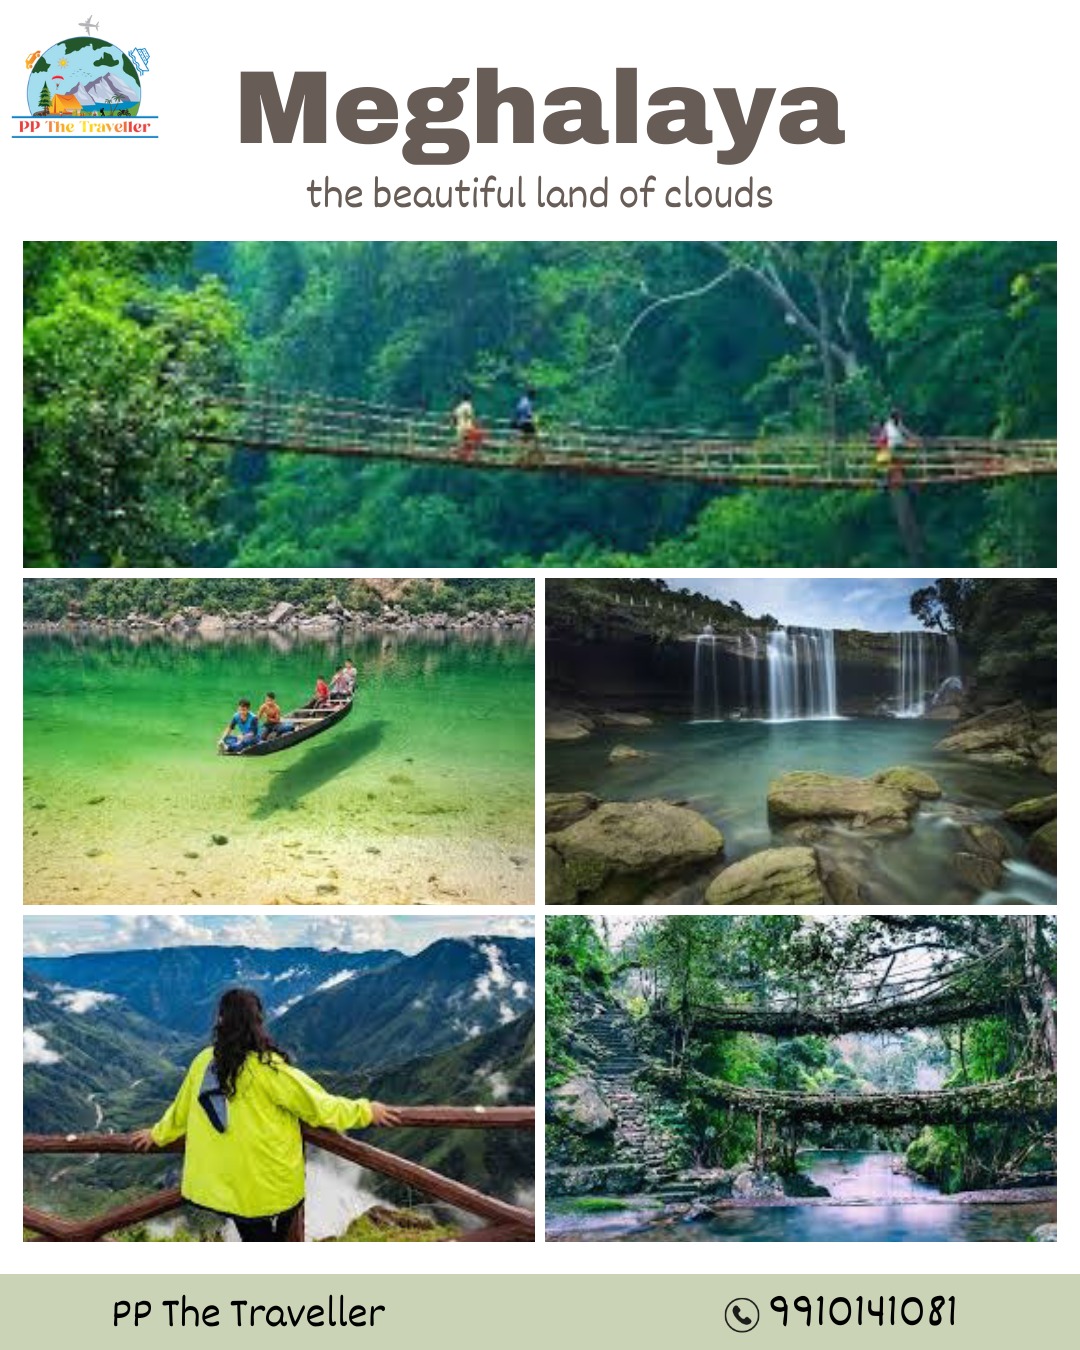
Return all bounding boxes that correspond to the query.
[963,823,1010,862]
[545,792,598,834]
[545,844,577,905]
[1003,794,1057,828]
[705,847,827,906]
[873,766,943,800]
[546,709,595,742]
[952,851,1003,892]
[548,799,724,901]
[767,771,918,831]
[1029,819,1057,875]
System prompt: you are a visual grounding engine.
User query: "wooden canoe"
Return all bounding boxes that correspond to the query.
[219,695,353,757]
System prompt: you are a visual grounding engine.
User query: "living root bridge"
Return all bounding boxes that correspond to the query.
[678,985,1008,1038]
[649,1069,1056,1128]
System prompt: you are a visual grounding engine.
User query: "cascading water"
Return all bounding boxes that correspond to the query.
[896,631,962,717]
[692,625,720,721]
[765,627,838,721]
[743,632,764,718]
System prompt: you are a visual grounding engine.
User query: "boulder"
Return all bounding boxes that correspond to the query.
[299,614,339,635]
[1038,750,1057,777]
[936,702,1037,766]
[546,792,599,834]
[705,847,827,906]
[608,744,647,763]
[549,799,724,900]
[963,823,1011,862]
[544,846,576,905]
[545,1163,647,1197]
[1029,820,1057,875]
[731,1168,786,1200]
[267,601,296,627]
[873,766,943,799]
[1031,1223,1057,1242]
[546,709,595,742]
[952,852,1003,892]
[925,704,962,720]
[818,856,866,906]
[197,614,226,637]
[549,1077,614,1135]
[1003,794,1057,828]
[595,712,654,728]
[767,771,919,831]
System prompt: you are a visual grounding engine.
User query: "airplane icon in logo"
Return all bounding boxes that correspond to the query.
[78,16,100,36]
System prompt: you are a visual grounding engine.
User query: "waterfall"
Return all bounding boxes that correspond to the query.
[741,632,765,718]
[692,626,720,721]
[764,627,838,721]
[896,631,961,717]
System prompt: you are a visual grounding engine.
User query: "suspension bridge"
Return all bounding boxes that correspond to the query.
[193,388,1057,491]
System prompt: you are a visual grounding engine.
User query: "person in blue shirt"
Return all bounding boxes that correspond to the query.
[513,387,537,441]
[221,699,259,751]
[513,386,541,465]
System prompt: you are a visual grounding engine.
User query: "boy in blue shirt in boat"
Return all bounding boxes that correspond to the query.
[221,698,259,750]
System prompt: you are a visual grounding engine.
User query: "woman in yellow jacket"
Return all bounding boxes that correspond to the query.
[133,988,400,1241]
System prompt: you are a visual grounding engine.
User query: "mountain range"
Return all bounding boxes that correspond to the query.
[275,936,534,1070]
[23,936,535,1222]
[68,71,140,105]
[25,944,402,1037]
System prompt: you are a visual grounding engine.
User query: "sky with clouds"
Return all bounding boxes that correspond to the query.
[668,578,931,632]
[23,913,534,958]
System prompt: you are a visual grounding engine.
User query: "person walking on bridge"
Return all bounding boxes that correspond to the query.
[132,988,400,1241]
[877,408,918,489]
[512,386,542,466]
[452,390,483,461]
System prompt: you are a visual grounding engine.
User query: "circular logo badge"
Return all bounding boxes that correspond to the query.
[27,38,141,117]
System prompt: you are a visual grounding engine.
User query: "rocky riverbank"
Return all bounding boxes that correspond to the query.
[546,697,1058,904]
[25,596,534,639]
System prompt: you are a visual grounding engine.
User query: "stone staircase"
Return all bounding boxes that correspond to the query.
[586,1007,688,1184]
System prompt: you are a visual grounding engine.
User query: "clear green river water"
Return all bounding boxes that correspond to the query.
[24,631,535,905]
[547,718,1055,905]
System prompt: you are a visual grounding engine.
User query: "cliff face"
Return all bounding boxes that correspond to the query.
[548,630,962,719]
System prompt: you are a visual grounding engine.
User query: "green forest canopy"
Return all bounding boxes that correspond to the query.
[24,241,1056,567]
[547,915,1056,1191]
[22,577,533,622]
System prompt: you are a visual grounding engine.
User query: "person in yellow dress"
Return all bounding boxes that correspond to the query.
[132,987,400,1241]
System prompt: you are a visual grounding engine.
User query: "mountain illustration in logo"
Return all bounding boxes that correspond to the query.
[26,36,142,117]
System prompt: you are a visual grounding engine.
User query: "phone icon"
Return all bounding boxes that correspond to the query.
[724,1298,760,1333]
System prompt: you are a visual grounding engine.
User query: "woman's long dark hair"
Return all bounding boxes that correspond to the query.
[212,988,290,1098]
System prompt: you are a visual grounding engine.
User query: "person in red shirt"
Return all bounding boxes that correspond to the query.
[314,676,330,705]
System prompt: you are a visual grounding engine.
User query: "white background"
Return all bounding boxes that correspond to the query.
[3,0,1070,1282]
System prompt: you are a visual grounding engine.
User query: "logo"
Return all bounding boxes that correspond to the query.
[15,16,153,137]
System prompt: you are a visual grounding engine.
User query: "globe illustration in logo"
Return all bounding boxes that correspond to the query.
[27,37,141,117]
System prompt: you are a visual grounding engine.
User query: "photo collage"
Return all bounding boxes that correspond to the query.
[23,240,1056,1247]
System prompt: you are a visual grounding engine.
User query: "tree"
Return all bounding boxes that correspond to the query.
[23,243,241,565]
[37,81,51,113]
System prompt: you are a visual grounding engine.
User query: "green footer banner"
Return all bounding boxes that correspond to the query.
[2,1277,1075,1349]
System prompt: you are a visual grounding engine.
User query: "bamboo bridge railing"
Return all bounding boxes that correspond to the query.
[24,1104,534,1242]
[191,388,1058,490]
